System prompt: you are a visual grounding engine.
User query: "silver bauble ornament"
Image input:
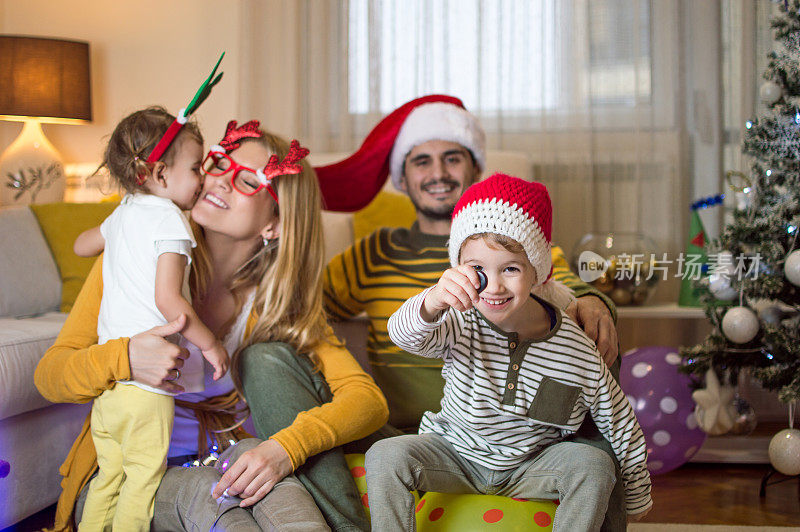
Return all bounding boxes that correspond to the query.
[768,428,800,475]
[721,306,760,344]
[728,395,758,436]
[785,250,800,287]
[716,250,736,272]
[708,274,737,301]
[759,80,783,105]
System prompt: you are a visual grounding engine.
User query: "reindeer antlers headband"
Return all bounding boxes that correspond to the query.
[146,52,225,164]
[209,119,310,187]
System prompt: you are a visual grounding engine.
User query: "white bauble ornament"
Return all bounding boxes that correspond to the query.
[785,250,800,287]
[768,428,800,475]
[717,250,736,273]
[721,306,760,344]
[708,274,738,301]
[760,81,783,105]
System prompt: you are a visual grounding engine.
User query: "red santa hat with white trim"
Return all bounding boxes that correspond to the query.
[314,94,486,212]
[449,173,575,308]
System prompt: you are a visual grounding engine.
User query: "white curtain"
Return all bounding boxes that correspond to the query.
[293,0,685,264]
[721,0,784,223]
[235,0,686,278]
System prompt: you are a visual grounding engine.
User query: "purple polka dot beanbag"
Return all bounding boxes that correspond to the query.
[620,346,707,475]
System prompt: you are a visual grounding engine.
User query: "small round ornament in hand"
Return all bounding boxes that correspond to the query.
[768,428,800,476]
[728,395,758,436]
[759,81,783,105]
[721,306,760,344]
[784,250,800,287]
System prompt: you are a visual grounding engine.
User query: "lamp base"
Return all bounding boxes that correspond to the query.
[0,119,65,206]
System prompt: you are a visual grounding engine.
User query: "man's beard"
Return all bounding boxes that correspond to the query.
[413,202,455,220]
[407,179,460,221]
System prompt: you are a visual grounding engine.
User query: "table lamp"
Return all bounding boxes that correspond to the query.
[0,35,92,205]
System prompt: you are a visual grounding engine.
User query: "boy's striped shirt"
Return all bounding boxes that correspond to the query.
[388,287,651,514]
[323,223,615,429]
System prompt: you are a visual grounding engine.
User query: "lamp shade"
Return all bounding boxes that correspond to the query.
[0,35,92,123]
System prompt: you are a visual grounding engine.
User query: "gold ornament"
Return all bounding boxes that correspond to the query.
[631,285,649,305]
[592,274,615,294]
[725,170,752,193]
[610,287,632,306]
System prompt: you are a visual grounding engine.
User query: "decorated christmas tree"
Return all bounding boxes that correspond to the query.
[680,2,800,465]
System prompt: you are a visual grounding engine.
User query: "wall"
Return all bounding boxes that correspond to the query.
[0,0,245,165]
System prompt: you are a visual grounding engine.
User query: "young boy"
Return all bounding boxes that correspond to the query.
[368,173,652,531]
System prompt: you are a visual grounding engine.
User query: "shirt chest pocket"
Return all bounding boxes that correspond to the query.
[527,376,582,426]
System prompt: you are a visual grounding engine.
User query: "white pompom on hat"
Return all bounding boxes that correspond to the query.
[389,102,486,190]
[314,95,475,211]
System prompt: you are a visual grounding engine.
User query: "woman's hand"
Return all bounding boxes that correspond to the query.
[565,296,619,366]
[128,314,190,394]
[421,265,482,321]
[212,439,293,507]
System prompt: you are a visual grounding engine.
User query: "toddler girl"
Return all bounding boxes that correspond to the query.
[74,107,228,531]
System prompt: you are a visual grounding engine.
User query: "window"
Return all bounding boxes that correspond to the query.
[347,0,654,118]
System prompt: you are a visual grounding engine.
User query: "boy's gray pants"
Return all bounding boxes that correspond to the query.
[365,433,617,532]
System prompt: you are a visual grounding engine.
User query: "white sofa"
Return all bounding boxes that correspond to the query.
[0,150,531,527]
[0,206,90,528]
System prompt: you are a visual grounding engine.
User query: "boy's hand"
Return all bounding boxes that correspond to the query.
[421,265,483,322]
[203,341,230,380]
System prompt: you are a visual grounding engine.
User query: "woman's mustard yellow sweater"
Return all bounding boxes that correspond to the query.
[34,258,389,531]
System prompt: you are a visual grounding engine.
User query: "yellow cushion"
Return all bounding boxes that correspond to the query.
[353,191,416,241]
[31,200,120,312]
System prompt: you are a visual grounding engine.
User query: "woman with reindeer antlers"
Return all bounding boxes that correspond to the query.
[35,118,388,532]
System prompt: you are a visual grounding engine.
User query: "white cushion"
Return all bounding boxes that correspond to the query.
[0,312,67,421]
[0,206,62,318]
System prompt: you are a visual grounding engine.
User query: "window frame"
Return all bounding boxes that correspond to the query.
[345,0,679,132]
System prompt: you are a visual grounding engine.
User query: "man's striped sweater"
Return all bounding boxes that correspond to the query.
[388,288,652,515]
[323,223,615,430]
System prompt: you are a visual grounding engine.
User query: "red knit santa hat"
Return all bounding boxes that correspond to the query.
[449,173,574,307]
[314,94,485,212]
[388,101,485,190]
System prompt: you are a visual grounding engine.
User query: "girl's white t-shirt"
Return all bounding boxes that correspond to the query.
[98,193,202,395]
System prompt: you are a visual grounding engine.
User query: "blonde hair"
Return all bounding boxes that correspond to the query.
[190,130,329,397]
[100,106,203,194]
